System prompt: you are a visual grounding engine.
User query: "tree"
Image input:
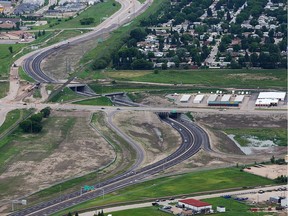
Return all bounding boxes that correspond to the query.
[161,63,167,70]
[8,46,13,53]
[40,107,51,118]
[131,59,153,70]
[30,113,43,123]
[226,11,231,21]
[92,58,109,70]
[19,120,33,133]
[38,30,42,37]
[207,8,212,17]
[31,121,43,133]
[75,212,79,216]
[130,28,147,42]
[67,213,72,216]
[80,17,94,25]
[250,53,259,67]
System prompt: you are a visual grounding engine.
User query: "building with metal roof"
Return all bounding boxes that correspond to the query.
[234,95,245,102]
[180,94,191,102]
[258,92,286,100]
[178,199,212,212]
[221,94,231,102]
[207,94,218,103]
[255,98,278,106]
[193,95,204,104]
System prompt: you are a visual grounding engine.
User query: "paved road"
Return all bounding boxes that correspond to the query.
[8,116,208,216]
[107,111,145,170]
[80,184,287,216]
[22,0,148,83]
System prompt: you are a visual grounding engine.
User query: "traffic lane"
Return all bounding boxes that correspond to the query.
[10,117,203,216]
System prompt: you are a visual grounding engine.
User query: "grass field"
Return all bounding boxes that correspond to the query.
[33,0,120,30]
[0,82,9,98]
[102,69,287,89]
[73,97,113,106]
[0,109,32,166]
[18,67,35,82]
[94,197,271,216]
[0,44,26,77]
[202,197,273,216]
[0,109,21,136]
[103,206,170,216]
[225,128,287,147]
[52,168,275,215]
[88,83,224,94]
[50,87,84,102]
[45,30,90,46]
[18,111,136,207]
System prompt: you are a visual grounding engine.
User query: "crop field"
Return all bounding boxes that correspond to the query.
[224,128,287,147]
[52,168,275,215]
[103,69,287,89]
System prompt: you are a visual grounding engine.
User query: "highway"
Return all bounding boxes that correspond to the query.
[8,115,209,216]
[107,111,145,170]
[21,0,150,83]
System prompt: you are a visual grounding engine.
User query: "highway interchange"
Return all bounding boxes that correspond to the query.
[4,0,215,215]
[1,0,286,215]
[9,114,211,216]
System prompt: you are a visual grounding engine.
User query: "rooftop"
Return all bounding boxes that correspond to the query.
[179,199,211,207]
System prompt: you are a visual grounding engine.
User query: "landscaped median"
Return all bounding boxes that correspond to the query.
[51,167,276,216]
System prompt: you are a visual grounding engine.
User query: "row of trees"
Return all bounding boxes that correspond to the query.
[19,107,51,133]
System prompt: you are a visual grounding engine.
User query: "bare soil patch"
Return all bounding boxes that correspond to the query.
[195,113,287,129]
[42,34,109,80]
[244,164,288,180]
[0,110,115,202]
[113,111,181,166]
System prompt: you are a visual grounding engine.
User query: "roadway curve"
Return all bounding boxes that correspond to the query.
[9,115,210,216]
[107,111,145,170]
[22,0,151,83]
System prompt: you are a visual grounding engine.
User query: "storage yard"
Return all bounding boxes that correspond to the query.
[166,91,287,110]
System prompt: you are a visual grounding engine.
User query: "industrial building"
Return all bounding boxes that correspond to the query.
[255,98,278,107]
[207,94,217,103]
[221,94,231,102]
[193,95,204,104]
[178,199,212,213]
[180,94,191,102]
[255,92,286,107]
[234,95,245,103]
[258,92,286,101]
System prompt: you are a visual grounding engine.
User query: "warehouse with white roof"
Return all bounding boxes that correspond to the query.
[258,92,286,100]
[180,94,191,102]
[221,94,231,102]
[193,95,204,103]
[255,92,286,107]
[207,94,218,103]
[234,95,245,102]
